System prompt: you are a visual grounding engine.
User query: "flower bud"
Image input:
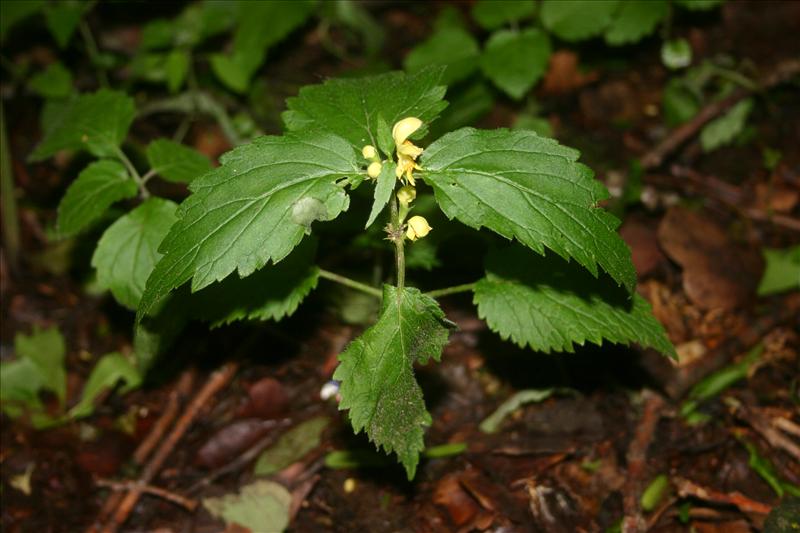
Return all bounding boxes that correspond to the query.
[392,117,422,146]
[367,161,382,178]
[397,185,416,206]
[406,215,432,241]
[362,145,377,159]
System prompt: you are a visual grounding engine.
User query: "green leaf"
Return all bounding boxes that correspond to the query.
[641,474,670,512]
[174,0,237,48]
[191,238,320,326]
[140,18,173,50]
[365,161,397,228]
[29,89,136,161]
[28,62,73,99]
[57,160,137,237]
[421,128,636,292]
[254,417,329,475]
[333,285,452,479]
[471,0,536,30]
[210,0,316,93]
[43,0,84,49]
[1,1,44,42]
[700,98,753,152]
[0,326,67,420]
[662,79,701,126]
[758,246,800,296]
[480,29,551,100]
[165,49,189,93]
[137,132,358,321]
[92,198,179,310]
[375,114,394,158]
[604,0,668,45]
[540,0,620,42]
[68,352,141,419]
[404,26,480,86]
[661,38,693,70]
[133,292,190,374]
[429,80,493,138]
[145,139,212,184]
[283,68,448,151]
[473,246,674,356]
[203,480,292,533]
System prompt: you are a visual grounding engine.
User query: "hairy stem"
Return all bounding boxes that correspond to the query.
[318,269,383,298]
[425,283,477,299]
[390,198,405,290]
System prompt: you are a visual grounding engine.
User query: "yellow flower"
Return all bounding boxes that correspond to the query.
[362,145,377,160]
[392,117,424,185]
[367,161,382,178]
[392,117,422,146]
[396,185,416,206]
[406,215,431,241]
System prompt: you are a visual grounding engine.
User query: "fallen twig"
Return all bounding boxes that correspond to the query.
[95,479,198,511]
[640,59,800,170]
[674,477,773,515]
[88,370,196,533]
[622,390,666,533]
[99,361,240,533]
[732,406,800,462]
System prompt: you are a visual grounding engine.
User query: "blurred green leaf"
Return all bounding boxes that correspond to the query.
[604,0,668,45]
[675,0,725,11]
[661,38,693,70]
[203,480,292,533]
[662,79,701,126]
[472,0,535,30]
[28,62,73,100]
[404,26,480,85]
[1,1,44,41]
[165,49,189,93]
[44,0,84,49]
[254,417,328,475]
[480,28,551,100]
[758,246,800,296]
[480,388,556,433]
[540,0,619,42]
[146,139,212,184]
[641,474,670,512]
[700,98,753,152]
[68,352,142,419]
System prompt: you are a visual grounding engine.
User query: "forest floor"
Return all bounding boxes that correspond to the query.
[1,2,799,532]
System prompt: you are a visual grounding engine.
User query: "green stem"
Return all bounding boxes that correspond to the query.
[318,269,383,298]
[425,283,477,299]
[390,198,405,290]
[0,104,19,271]
[114,147,149,199]
[79,20,108,88]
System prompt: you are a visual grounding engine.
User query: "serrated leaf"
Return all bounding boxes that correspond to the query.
[474,246,675,356]
[29,89,135,161]
[333,286,451,479]
[191,238,320,326]
[700,98,753,152]
[210,0,315,93]
[28,62,73,99]
[145,139,212,184]
[137,132,358,321]
[540,0,620,42]
[604,0,668,45]
[44,0,84,49]
[365,161,397,228]
[480,29,551,100]
[758,246,800,296]
[57,160,137,237]
[283,68,448,151]
[92,198,178,310]
[404,26,480,86]
[471,0,536,30]
[421,128,636,292]
[68,352,141,419]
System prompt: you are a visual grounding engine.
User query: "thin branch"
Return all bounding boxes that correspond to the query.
[95,480,197,511]
[425,283,477,299]
[0,103,19,271]
[318,269,382,298]
[113,147,149,199]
